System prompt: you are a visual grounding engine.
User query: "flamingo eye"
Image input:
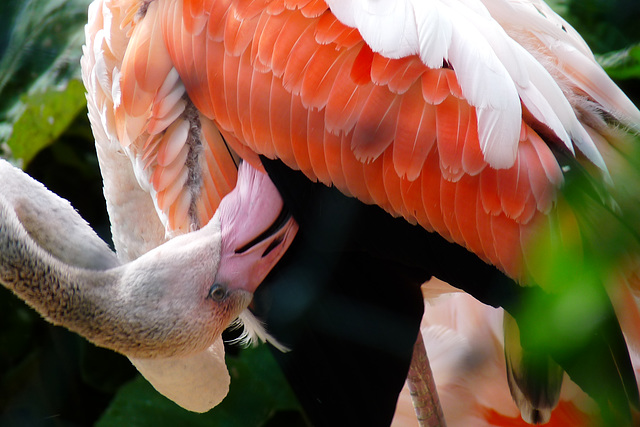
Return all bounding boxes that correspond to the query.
[208,284,227,302]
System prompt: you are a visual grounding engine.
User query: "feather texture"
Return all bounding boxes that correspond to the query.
[155,0,635,280]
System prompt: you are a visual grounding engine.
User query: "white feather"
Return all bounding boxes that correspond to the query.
[412,1,451,68]
[486,0,640,132]
[111,66,122,109]
[442,1,521,167]
[326,0,640,172]
[155,68,183,107]
[102,0,129,61]
[233,310,290,353]
[486,0,593,58]
[93,31,114,103]
[550,41,640,130]
[328,0,524,168]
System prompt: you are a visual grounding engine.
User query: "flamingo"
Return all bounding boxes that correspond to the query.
[2,0,640,425]
[392,286,640,426]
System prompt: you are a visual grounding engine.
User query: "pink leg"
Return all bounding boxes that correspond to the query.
[407,332,447,426]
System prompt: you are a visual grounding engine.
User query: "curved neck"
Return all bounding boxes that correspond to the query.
[0,160,119,270]
[0,202,218,358]
[0,161,213,358]
[0,161,256,360]
[0,197,121,347]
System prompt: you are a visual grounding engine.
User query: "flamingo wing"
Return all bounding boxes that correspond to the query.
[145,0,640,283]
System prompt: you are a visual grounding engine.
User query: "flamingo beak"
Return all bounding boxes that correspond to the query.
[214,163,298,293]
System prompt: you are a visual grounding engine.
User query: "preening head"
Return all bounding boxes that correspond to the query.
[0,160,296,359]
[107,217,253,357]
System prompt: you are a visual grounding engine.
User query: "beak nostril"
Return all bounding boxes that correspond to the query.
[235,206,292,254]
[262,236,284,258]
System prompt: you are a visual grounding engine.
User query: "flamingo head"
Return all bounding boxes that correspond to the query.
[114,162,298,357]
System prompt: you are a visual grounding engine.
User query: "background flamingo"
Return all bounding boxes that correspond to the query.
[1,0,640,426]
[393,281,640,426]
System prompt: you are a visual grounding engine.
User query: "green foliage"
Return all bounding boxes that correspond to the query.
[6,79,87,164]
[515,134,640,423]
[0,0,91,163]
[549,0,640,54]
[599,43,640,81]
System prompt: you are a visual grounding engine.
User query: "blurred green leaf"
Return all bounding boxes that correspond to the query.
[598,44,640,80]
[6,79,86,164]
[97,345,306,427]
[0,0,90,162]
[562,0,640,54]
[546,0,569,16]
